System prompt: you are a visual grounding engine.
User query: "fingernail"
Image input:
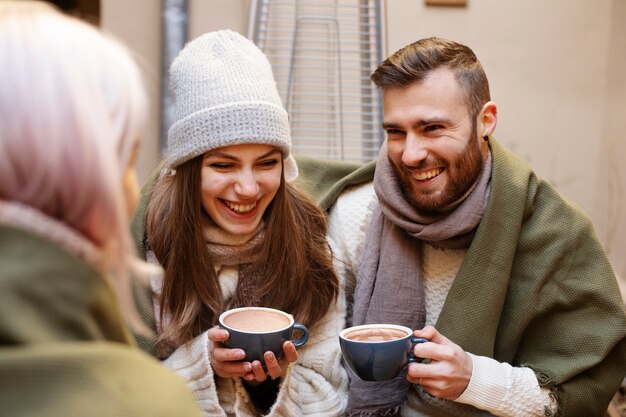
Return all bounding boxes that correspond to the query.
[264,353,274,363]
[243,364,252,372]
[235,350,246,359]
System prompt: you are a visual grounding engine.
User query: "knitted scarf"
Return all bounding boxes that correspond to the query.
[347,142,492,417]
[201,216,266,308]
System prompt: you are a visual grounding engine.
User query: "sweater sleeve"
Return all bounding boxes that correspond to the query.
[162,331,228,417]
[455,353,557,417]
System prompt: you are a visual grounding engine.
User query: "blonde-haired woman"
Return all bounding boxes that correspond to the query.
[0,2,201,416]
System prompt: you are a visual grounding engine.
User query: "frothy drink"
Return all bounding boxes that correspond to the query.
[345,327,408,342]
[339,324,426,381]
[223,309,291,332]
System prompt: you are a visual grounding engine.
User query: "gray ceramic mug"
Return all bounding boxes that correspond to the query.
[219,307,309,366]
[339,324,428,381]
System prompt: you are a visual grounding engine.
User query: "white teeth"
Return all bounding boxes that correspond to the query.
[224,200,256,213]
[412,168,442,181]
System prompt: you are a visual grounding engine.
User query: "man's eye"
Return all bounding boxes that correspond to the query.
[386,129,403,136]
[424,125,443,132]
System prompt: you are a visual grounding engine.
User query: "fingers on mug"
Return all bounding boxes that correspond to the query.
[408,337,429,363]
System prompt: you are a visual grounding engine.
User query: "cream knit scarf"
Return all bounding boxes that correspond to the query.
[347,143,492,417]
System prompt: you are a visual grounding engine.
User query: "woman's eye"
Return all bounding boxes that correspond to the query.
[210,162,232,169]
[258,159,279,167]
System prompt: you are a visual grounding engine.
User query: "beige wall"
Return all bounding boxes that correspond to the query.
[188,0,249,40]
[101,0,625,282]
[602,0,626,290]
[101,0,161,183]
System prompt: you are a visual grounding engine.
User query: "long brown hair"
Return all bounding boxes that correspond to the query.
[146,155,339,346]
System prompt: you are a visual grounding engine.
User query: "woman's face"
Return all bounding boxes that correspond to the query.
[200,144,283,236]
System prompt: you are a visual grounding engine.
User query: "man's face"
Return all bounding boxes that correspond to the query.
[382,67,487,213]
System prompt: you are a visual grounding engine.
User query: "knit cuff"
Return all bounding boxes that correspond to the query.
[456,353,556,417]
[455,353,509,411]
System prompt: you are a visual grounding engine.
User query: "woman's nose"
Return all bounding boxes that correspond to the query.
[233,169,259,197]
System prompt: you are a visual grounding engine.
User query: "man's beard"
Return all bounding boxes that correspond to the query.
[394,133,484,213]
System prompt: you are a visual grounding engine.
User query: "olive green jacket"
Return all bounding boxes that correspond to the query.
[0,222,202,417]
[313,139,626,417]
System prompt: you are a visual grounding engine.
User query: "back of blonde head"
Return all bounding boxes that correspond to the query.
[0,1,148,329]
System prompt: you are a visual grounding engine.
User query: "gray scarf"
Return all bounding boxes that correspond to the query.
[347,142,492,417]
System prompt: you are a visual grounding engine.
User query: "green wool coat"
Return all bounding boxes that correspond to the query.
[301,139,626,417]
[0,223,203,417]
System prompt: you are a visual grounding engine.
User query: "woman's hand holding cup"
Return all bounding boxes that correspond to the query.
[248,340,298,383]
[208,327,298,383]
[207,327,253,379]
[212,307,309,383]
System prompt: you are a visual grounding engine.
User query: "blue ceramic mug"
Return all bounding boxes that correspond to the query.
[219,307,309,365]
[339,324,428,381]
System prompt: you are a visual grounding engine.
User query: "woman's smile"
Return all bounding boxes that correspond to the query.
[221,198,259,216]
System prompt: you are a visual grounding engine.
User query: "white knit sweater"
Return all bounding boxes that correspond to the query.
[327,182,556,417]
[147,243,348,417]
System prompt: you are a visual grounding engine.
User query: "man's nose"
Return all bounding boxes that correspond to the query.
[401,133,428,167]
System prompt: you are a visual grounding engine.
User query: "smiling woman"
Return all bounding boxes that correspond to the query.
[200,144,282,236]
[135,29,348,416]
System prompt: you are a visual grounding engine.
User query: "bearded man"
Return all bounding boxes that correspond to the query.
[315,37,626,417]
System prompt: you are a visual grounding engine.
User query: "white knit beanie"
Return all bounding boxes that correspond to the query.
[167,29,298,181]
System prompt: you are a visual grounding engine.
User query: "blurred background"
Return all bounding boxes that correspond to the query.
[49,0,626,297]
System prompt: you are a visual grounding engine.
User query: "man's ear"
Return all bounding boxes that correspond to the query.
[478,101,498,138]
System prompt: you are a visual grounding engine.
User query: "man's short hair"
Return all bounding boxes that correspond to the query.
[371,37,491,121]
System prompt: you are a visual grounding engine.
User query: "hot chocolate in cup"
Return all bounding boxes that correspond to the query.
[344,326,409,342]
[339,323,428,381]
[219,307,309,364]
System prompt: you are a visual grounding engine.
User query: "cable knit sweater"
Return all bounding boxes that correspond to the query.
[146,242,348,417]
[328,182,555,417]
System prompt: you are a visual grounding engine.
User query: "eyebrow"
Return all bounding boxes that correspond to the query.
[382,118,450,130]
[205,148,282,161]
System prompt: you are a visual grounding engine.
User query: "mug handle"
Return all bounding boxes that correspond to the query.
[292,323,309,348]
[407,337,429,363]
